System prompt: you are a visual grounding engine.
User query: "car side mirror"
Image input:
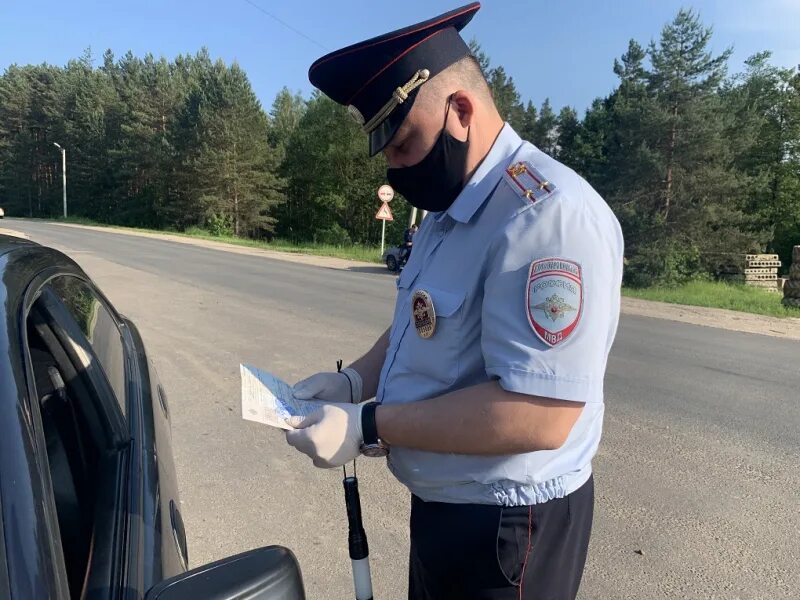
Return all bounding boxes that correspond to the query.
[145,545,305,600]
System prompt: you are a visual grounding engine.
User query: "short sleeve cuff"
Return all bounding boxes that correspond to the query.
[486,366,603,404]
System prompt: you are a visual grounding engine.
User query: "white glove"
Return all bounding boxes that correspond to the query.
[293,368,363,404]
[285,403,364,468]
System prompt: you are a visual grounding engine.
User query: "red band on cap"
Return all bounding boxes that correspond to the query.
[346,28,444,105]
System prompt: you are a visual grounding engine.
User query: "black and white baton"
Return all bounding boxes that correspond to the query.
[343,467,373,599]
[338,360,374,600]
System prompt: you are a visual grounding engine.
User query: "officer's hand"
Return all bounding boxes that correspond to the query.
[293,368,362,403]
[285,403,363,468]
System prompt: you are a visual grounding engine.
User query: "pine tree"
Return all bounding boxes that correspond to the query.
[268,88,307,236]
[105,52,182,227]
[602,39,663,231]
[624,10,758,284]
[172,57,283,236]
[59,49,119,221]
[571,97,612,188]
[555,106,581,167]
[25,64,64,217]
[648,10,732,219]
[268,87,306,156]
[723,53,800,266]
[519,101,537,142]
[531,98,557,155]
[0,66,35,216]
[467,38,491,79]
[487,66,525,130]
[280,93,391,244]
[467,40,525,131]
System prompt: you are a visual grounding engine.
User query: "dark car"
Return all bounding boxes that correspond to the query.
[0,234,305,599]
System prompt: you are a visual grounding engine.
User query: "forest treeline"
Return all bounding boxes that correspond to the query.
[1,9,798,285]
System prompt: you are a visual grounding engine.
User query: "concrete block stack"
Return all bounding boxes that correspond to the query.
[719,254,782,292]
[782,246,800,308]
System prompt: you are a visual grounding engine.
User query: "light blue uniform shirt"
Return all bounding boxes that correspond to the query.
[376,123,624,506]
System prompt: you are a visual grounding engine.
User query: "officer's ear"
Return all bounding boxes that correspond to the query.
[450,90,475,130]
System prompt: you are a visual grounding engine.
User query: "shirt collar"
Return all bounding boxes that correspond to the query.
[442,123,524,224]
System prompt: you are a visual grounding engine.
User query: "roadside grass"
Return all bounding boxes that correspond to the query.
[623,280,798,319]
[53,217,385,263]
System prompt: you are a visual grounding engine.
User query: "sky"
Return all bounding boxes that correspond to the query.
[1,0,799,116]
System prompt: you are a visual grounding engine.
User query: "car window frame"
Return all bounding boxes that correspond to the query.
[46,274,131,422]
[21,267,132,599]
[30,273,129,443]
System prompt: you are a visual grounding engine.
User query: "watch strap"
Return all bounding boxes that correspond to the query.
[361,401,380,446]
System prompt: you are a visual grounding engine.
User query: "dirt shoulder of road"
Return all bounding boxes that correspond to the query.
[621,296,800,341]
[12,221,800,341]
[0,226,29,239]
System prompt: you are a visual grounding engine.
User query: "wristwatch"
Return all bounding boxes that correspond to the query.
[360,401,389,457]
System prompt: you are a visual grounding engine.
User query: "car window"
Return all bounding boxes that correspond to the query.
[26,285,132,599]
[48,276,127,417]
[26,301,107,598]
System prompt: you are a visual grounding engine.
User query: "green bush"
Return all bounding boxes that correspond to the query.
[314,222,352,246]
[625,240,705,288]
[207,213,234,237]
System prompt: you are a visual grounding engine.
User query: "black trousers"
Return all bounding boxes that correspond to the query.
[408,476,593,600]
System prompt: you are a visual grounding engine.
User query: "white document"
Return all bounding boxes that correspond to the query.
[240,364,322,430]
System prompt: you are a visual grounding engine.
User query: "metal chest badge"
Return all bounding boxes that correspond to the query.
[526,258,583,347]
[411,290,436,338]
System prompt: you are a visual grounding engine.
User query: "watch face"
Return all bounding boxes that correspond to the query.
[361,444,389,458]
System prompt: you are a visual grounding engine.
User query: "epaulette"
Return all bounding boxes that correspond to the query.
[503,161,557,204]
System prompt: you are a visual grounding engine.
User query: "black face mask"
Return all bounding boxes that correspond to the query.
[386,99,469,213]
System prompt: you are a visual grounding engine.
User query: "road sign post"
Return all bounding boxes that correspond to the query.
[376,185,395,256]
[375,202,394,255]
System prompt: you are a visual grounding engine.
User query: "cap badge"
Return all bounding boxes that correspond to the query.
[411,289,436,339]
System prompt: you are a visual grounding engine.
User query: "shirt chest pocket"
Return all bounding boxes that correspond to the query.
[400,285,467,387]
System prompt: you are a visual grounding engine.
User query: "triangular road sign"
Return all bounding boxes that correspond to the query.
[375,202,394,221]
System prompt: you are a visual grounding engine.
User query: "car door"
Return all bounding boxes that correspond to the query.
[22,267,184,598]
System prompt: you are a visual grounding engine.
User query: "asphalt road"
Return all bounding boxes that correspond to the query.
[4,219,799,599]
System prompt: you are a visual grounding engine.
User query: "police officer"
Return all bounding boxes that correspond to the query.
[401,223,418,265]
[285,3,623,598]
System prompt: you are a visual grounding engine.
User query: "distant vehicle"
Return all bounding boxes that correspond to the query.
[383,243,408,271]
[0,206,5,218]
[0,234,306,600]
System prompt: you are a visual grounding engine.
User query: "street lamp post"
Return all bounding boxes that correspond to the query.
[53,142,67,218]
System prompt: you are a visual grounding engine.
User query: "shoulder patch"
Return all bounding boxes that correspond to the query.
[504,161,557,204]
[526,258,583,347]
